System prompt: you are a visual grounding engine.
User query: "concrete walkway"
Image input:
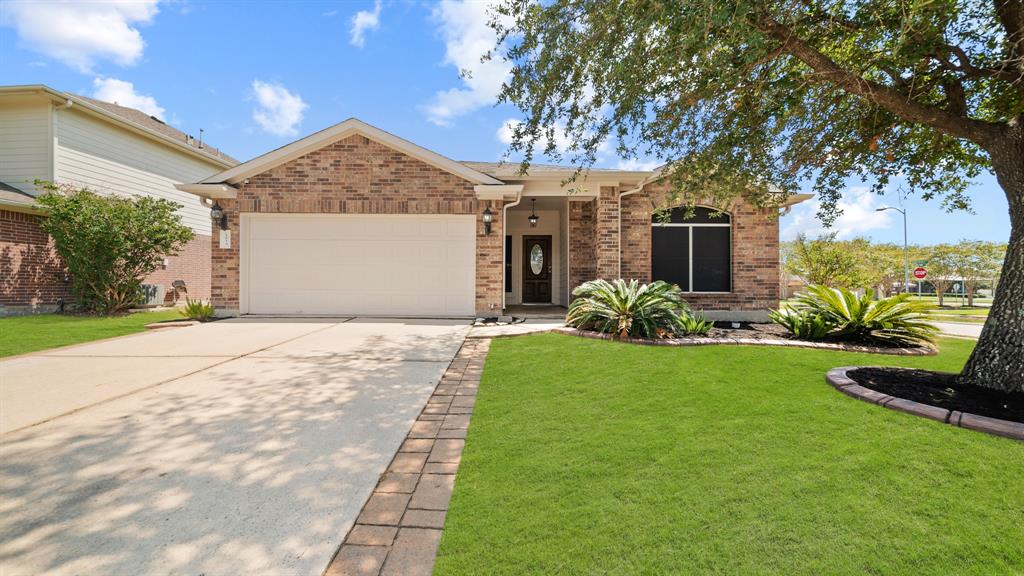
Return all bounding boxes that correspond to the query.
[0,318,469,576]
[932,321,983,339]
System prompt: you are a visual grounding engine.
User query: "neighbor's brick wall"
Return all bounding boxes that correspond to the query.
[0,209,63,313]
[1,209,210,314]
[212,134,504,315]
[620,183,780,311]
[144,234,211,302]
[568,199,597,292]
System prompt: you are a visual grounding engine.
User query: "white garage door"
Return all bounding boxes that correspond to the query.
[243,214,475,316]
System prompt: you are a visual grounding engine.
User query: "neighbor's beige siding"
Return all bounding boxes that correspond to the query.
[0,97,52,194]
[53,106,220,234]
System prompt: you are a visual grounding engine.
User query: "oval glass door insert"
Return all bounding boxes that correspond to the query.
[530,244,544,275]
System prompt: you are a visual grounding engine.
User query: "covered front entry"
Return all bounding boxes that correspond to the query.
[241,213,476,316]
[505,197,569,307]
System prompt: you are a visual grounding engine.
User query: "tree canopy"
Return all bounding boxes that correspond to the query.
[491,0,1024,390]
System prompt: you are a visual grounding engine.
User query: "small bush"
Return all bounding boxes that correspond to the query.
[678,311,713,336]
[566,279,690,339]
[180,298,215,322]
[772,285,938,346]
[768,308,832,340]
[35,182,193,314]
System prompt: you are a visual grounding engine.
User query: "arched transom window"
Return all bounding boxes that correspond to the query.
[651,206,731,293]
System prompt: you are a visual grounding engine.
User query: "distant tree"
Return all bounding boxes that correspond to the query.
[491,0,1024,391]
[854,240,905,296]
[784,233,867,289]
[924,244,960,306]
[954,240,1008,305]
[35,182,194,314]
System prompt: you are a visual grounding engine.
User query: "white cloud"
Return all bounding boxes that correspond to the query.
[615,158,662,171]
[92,77,165,119]
[423,0,509,126]
[781,187,893,240]
[251,80,308,137]
[497,118,572,154]
[349,0,381,47]
[1,0,159,72]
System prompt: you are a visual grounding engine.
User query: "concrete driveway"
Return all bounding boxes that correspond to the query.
[0,317,469,575]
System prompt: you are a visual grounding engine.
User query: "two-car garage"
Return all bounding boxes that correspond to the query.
[241,214,476,317]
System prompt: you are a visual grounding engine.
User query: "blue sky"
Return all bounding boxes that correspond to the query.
[0,0,1011,246]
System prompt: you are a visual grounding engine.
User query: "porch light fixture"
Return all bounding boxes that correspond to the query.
[482,205,493,235]
[528,198,539,227]
[210,202,228,230]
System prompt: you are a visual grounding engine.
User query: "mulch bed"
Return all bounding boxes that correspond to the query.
[848,367,1024,424]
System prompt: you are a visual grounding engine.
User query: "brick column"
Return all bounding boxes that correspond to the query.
[475,200,503,317]
[568,199,597,292]
[595,186,620,279]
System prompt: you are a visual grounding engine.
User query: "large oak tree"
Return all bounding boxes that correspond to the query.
[490,0,1023,391]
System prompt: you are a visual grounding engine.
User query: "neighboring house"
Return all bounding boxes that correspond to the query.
[0,85,238,315]
[177,118,809,321]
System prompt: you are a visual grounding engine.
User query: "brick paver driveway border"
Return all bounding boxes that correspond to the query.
[324,338,490,576]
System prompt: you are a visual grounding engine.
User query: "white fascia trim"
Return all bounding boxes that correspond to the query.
[202,118,505,186]
[174,183,238,199]
[474,184,523,200]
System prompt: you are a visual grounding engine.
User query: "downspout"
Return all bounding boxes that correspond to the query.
[617,183,647,280]
[501,190,523,312]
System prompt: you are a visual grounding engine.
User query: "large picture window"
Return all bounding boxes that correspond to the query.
[651,207,731,292]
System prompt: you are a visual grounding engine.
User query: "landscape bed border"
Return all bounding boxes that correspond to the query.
[826,367,1024,441]
[551,326,937,356]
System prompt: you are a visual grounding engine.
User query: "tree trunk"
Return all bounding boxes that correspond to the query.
[959,124,1024,392]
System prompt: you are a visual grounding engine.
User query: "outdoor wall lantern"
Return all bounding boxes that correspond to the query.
[482,205,493,235]
[528,198,539,227]
[210,202,228,230]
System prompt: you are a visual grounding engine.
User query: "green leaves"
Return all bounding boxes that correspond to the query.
[491,0,1021,220]
[565,279,696,338]
[35,182,194,314]
[772,284,939,346]
[180,297,215,322]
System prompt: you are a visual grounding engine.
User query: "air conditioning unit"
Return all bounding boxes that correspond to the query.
[138,284,166,307]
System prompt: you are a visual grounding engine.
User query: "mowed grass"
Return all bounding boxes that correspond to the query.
[435,334,1023,575]
[0,310,182,357]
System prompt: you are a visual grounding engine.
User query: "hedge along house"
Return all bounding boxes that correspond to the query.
[0,85,238,315]
[177,118,810,321]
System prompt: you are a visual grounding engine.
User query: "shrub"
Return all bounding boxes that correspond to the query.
[774,285,939,346]
[180,298,215,322]
[678,311,713,336]
[768,308,832,340]
[566,279,690,339]
[35,182,194,314]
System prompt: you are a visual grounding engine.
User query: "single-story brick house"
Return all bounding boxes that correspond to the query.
[177,119,809,321]
[0,85,237,315]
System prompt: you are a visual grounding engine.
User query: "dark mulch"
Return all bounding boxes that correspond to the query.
[849,367,1024,423]
[707,322,790,340]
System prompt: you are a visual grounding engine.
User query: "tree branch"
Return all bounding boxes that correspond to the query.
[755,15,1004,147]
[994,0,1024,74]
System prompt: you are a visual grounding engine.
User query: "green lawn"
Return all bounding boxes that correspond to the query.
[436,335,1023,575]
[0,310,182,357]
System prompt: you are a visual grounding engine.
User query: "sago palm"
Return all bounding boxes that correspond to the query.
[566,279,690,339]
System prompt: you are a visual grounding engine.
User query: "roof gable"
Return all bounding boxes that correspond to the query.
[201,118,504,186]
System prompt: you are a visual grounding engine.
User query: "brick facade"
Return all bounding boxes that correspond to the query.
[0,209,64,314]
[595,186,620,279]
[145,234,212,303]
[211,134,503,316]
[568,200,597,292]
[0,208,211,315]
[619,182,780,315]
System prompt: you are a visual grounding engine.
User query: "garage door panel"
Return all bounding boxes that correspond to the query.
[245,215,475,316]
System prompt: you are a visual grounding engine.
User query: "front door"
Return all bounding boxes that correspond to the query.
[522,235,552,303]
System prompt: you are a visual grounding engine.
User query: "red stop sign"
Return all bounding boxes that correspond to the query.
[913,267,927,279]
